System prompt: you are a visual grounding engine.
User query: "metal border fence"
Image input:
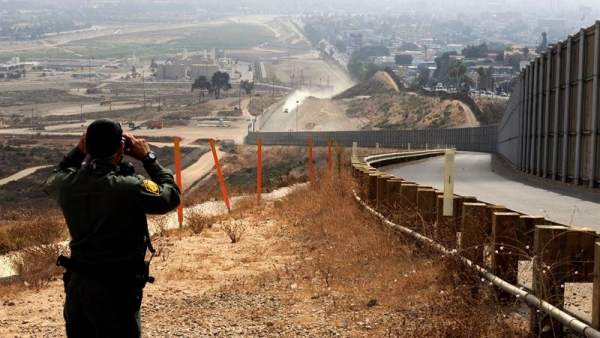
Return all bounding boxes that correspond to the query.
[245,126,498,153]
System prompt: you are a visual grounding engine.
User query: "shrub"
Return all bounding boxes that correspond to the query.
[221,219,246,243]
[11,244,64,289]
[186,209,212,234]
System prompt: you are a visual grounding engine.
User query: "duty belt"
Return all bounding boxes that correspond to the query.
[56,255,155,286]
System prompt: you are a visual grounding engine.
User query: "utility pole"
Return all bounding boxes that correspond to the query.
[238,84,242,111]
[296,100,300,131]
[142,71,146,112]
[80,104,83,123]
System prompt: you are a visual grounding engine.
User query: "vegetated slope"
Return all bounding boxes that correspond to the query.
[334,72,479,130]
[473,96,508,125]
[344,92,479,129]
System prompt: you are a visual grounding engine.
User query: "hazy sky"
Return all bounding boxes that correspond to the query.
[5,0,600,21]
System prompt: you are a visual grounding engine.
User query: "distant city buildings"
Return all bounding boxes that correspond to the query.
[156,49,220,81]
[154,49,252,83]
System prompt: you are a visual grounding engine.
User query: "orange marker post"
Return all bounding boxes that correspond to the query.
[173,136,184,227]
[208,139,231,212]
[308,138,314,183]
[327,140,333,175]
[256,138,263,203]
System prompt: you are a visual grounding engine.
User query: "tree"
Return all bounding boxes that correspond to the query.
[506,53,524,71]
[191,76,212,96]
[351,45,390,61]
[495,52,505,62]
[399,42,420,51]
[240,80,254,95]
[395,54,413,66]
[211,71,231,99]
[432,52,455,85]
[476,67,494,90]
[415,68,430,88]
[462,43,489,58]
[348,60,379,82]
[448,60,468,91]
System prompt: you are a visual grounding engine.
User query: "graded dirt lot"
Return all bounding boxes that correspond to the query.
[263,54,353,94]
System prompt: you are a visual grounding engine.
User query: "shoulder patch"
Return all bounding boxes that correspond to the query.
[143,179,160,195]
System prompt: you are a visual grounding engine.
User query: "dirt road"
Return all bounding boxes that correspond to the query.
[182,149,224,191]
[0,121,250,145]
[0,165,52,186]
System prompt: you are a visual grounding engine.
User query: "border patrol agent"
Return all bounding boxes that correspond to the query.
[45,119,181,337]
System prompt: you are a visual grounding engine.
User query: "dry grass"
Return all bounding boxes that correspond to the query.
[185,145,330,207]
[273,170,528,337]
[0,209,66,254]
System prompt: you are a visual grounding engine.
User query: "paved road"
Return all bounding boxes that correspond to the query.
[382,152,600,231]
[259,91,312,132]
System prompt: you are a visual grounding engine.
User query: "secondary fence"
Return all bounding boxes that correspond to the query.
[499,21,600,188]
[245,126,498,153]
[352,150,600,337]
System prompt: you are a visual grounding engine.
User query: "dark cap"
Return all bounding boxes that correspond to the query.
[85,119,123,158]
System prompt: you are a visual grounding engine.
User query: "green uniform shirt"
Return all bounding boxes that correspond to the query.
[45,147,181,265]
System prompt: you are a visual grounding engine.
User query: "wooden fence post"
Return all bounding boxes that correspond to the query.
[519,216,545,257]
[367,172,381,204]
[417,189,438,223]
[461,202,488,265]
[375,173,389,212]
[385,178,403,207]
[491,212,521,300]
[532,225,568,337]
[399,183,418,208]
[436,195,477,248]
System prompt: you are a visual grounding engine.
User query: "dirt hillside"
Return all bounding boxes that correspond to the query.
[344,92,479,129]
[332,72,479,129]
